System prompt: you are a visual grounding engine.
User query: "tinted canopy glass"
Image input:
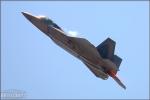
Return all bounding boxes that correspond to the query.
[41,17,62,30]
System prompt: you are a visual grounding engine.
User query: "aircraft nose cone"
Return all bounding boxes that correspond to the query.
[22,12,35,21]
[22,12,28,16]
[22,12,48,33]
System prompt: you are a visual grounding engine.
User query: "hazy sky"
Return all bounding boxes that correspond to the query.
[1,1,149,99]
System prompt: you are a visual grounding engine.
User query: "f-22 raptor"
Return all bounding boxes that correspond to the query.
[22,12,126,89]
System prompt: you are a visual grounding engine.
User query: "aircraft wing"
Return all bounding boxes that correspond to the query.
[83,62,109,80]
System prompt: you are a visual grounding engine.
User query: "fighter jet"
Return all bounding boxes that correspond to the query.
[22,12,126,89]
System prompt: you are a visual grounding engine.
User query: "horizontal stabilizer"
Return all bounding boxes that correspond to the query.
[113,76,126,89]
[112,55,122,69]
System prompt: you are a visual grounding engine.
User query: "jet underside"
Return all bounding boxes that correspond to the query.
[22,12,126,89]
[47,27,109,79]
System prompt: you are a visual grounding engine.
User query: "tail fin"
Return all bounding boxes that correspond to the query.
[96,38,122,69]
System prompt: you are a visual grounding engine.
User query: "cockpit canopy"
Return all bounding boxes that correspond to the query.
[39,16,52,25]
[39,16,62,30]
